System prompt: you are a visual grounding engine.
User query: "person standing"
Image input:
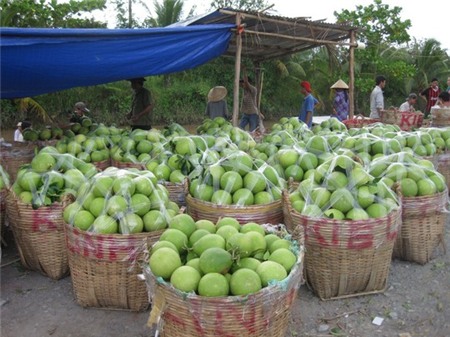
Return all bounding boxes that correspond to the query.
[14,122,24,142]
[238,71,259,132]
[399,93,418,112]
[205,86,229,120]
[446,76,450,94]
[369,75,386,119]
[126,77,153,130]
[330,79,349,121]
[420,78,441,117]
[298,80,318,128]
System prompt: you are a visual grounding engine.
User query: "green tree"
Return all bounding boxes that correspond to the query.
[0,0,107,28]
[334,0,414,113]
[210,0,269,11]
[147,0,186,27]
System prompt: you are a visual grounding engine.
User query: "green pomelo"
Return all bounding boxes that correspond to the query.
[211,189,233,205]
[417,178,437,196]
[253,191,274,205]
[268,248,296,273]
[198,273,229,297]
[130,193,151,216]
[400,178,418,197]
[189,229,211,246]
[220,171,243,194]
[112,175,136,197]
[269,239,292,254]
[106,195,128,217]
[195,219,216,233]
[256,261,287,287]
[63,202,81,224]
[231,257,262,272]
[366,203,388,219]
[119,213,144,234]
[168,213,196,237]
[31,152,56,173]
[232,188,254,206]
[160,228,188,253]
[216,225,239,241]
[264,234,281,249]
[216,217,241,231]
[143,210,168,232]
[92,215,118,234]
[192,233,226,256]
[149,247,182,280]
[245,231,267,255]
[226,233,253,258]
[243,171,267,194]
[240,222,266,236]
[73,210,95,231]
[170,266,201,293]
[150,241,178,255]
[185,258,202,274]
[92,175,114,197]
[330,188,355,213]
[19,171,42,191]
[199,247,233,274]
[346,208,370,220]
[230,268,262,296]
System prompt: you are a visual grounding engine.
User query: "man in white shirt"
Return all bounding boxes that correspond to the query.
[369,75,386,119]
[14,122,24,142]
[399,93,417,112]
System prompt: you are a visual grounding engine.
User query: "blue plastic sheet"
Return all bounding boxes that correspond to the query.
[0,24,233,98]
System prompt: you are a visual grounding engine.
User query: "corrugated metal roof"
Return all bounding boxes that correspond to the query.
[173,8,360,62]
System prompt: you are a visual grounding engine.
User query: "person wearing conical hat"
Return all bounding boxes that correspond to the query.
[330,79,349,121]
[205,86,229,120]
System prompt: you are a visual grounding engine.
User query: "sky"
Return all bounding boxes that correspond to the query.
[94,0,449,52]
[180,0,450,51]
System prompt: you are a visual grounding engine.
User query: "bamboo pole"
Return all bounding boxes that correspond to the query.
[232,14,243,127]
[349,30,356,118]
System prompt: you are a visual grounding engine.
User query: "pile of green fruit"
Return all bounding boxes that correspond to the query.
[11,147,97,208]
[148,214,301,297]
[368,152,447,197]
[289,154,400,220]
[189,150,286,206]
[64,167,180,234]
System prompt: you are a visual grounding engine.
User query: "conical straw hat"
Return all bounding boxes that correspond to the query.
[330,79,349,89]
[208,86,227,102]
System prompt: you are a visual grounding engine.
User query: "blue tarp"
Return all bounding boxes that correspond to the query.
[0,24,234,99]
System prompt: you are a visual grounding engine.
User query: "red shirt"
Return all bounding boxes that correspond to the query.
[421,86,441,113]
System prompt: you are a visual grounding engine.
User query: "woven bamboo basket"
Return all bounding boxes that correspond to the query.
[380,108,423,131]
[186,193,283,225]
[143,250,304,337]
[436,153,450,192]
[5,191,69,280]
[431,108,450,127]
[92,158,111,171]
[111,159,145,170]
[0,143,37,181]
[282,191,304,244]
[393,191,449,264]
[283,193,401,300]
[64,223,164,311]
[163,181,186,207]
[343,114,379,129]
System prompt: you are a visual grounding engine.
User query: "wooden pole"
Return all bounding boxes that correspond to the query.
[254,62,266,132]
[349,30,356,118]
[232,14,243,127]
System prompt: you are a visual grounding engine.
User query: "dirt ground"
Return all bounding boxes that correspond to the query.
[1,216,449,337]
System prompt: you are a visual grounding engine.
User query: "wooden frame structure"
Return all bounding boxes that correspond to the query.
[183,8,360,125]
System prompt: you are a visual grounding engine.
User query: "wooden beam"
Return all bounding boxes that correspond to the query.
[232,14,243,128]
[236,28,357,47]
[349,30,356,118]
